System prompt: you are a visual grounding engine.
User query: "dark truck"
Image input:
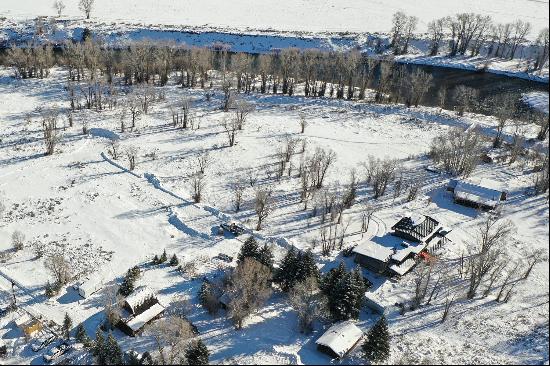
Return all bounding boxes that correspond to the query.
[220,222,245,236]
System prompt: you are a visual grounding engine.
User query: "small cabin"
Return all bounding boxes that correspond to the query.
[316,321,364,359]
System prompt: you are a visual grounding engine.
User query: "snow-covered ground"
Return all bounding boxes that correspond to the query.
[523,92,550,114]
[0,67,548,365]
[1,0,548,36]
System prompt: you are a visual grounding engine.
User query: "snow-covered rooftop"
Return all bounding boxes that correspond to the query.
[353,239,427,267]
[454,180,504,208]
[316,321,364,358]
[352,241,393,262]
[125,303,165,333]
[124,287,155,314]
[389,258,417,276]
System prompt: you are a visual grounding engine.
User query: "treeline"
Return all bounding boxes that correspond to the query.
[393,11,549,70]
[4,39,438,108]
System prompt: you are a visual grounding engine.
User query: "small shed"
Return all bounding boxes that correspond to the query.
[22,320,42,337]
[14,314,42,338]
[316,321,364,359]
[78,274,105,298]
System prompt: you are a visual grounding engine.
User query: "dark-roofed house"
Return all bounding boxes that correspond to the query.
[391,214,440,243]
[447,179,506,210]
[354,214,448,277]
[118,287,166,337]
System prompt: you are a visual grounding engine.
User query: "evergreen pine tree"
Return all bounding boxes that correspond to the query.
[128,266,140,280]
[257,243,274,268]
[159,249,168,263]
[320,262,351,320]
[62,313,73,339]
[198,281,211,305]
[237,236,260,263]
[75,323,91,346]
[185,339,210,365]
[45,281,57,297]
[141,351,154,365]
[320,261,346,294]
[105,333,123,365]
[295,250,320,284]
[93,329,106,365]
[152,254,159,265]
[350,267,367,318]
[119,275,135,297]
[274,247,298,291]
[125,349,141,365]
[170,254,179,266]
[363,316,390,364]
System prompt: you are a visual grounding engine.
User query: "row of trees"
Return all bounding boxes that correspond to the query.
[393,10,549,71]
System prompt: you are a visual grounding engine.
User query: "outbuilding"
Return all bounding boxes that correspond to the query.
[316,321,364,359]
[447,179,506,210]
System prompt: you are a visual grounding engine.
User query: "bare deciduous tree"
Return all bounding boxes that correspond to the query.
[466,216,513,299]
[364,156,398,198]
[488,93,516,147]
[299,113,308,133]
[148,316,195,364]
[254,188,273,230]
[106,139,120,160]
[43,111,60,155]
[53,0,65,16]
[234,98,253,130]
[196,150,211,174]
[227,258,272,330]
[125,145,139,171]
[101,284,123,330]
[430,127,485,177]
[79,0,94,19]
[223,117,239,147]
[231,181,246,212]
[454,85,479,116]
[45,253,72,286]
[11,230,25,251]
[191,172,206,203]
[360,203,378,237]
[521,248,548,280]
[288,276,327,333]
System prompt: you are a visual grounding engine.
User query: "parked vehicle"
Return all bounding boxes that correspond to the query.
[31,335,56,352]
[43,342,69,363]
[215,253,233,263]
[220,222,245,236]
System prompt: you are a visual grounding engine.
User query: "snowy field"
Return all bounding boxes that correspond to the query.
[1,0,549,36]
[0,65,548,365]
